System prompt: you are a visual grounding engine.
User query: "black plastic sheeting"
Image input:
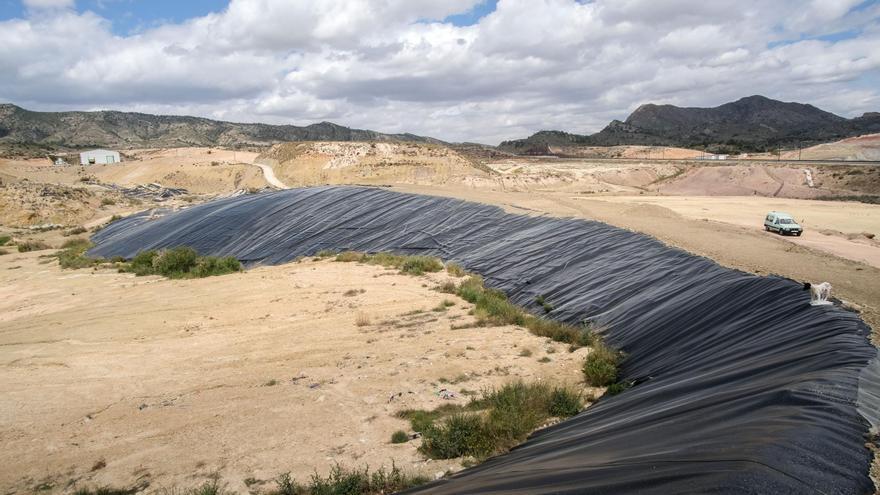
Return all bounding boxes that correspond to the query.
[89,186,879,494]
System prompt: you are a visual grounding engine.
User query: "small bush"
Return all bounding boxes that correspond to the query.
[414,381,583,461]
[436,280,457,293]
[355,312,371,327]
[191,255,241,278]
[518,348,533,357]
[126,250,159,275]
[64,226,88,236]
[54,240,103,269]
[548,388,582,417]
[0,235,10,246]
[446,262,467,277]
[400,256,444,275]
[153,246,199,277]
[535,294,554,313]
[391,430,410,444]
[420,413,488,459]
[17,240,52,252]
[271,464,428,495]
[538,356,551,363]
[101,197,116,206]
[583,340,620,387]
[335,251,366,262]
[120,248,240,279]
[332,251,444,276]
[186,480,229,495]
[61,238,91,250]
[605,381,633,396]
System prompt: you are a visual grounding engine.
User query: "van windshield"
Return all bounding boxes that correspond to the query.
[778,218,793,224]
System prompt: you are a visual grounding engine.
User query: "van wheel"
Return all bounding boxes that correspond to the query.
[764,225,770,231]
[795,232,802,236]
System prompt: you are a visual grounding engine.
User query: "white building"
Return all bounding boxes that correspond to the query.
[79,149,120,165]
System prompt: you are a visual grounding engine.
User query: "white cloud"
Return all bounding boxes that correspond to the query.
[22,0,74,9]
[0,0,878,144]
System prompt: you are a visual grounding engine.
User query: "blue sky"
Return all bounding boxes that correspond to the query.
[0,0,229,33]
[0,0,499,34]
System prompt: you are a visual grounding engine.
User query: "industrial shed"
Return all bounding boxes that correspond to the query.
[79,149,120,165]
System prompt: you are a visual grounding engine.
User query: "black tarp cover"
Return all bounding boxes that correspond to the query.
[89,187,879,494]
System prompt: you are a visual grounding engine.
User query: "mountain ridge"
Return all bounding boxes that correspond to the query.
[0,104,443,150]
[499,95,880,154]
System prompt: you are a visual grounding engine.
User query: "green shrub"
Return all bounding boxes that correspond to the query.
[54,240,103,269]
[413,381,583,461]
[17,240,52,252]
[72,488,138,495]
[399,256,444,275]
[270,464,428,495]
[436,280,457,293]
[101,197,116,206]
[192,255,241,278]
[605,381,633,396]
[125,250,159,275]
[153,246,199,277]
[120,248,240,279]
[446,262,467,277]
[420,413,488,459]
[548,388,582,417]
[335,251,366,262]
[535,294,554,313]
[186,480,229,495]
[331,251,444,276]
[390,430,409,444]
[0,235,10,246]
[61,238,91,250]
[396,403,471,433]
[582,340,620,387]
[64,226,88,236]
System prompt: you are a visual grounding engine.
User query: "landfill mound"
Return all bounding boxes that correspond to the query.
[110,182,188,201]
[89,187,879,494]
[255,142,490,187]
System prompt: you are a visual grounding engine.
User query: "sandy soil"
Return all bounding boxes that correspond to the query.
[590,196,880,268]
[0,253,592,494]
[394,184,880,340]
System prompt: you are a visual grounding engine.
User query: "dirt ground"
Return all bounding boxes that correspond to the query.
[589,195,880,268]
[0,148,265,195]
[0,252,593,494]
[394,185,880,340]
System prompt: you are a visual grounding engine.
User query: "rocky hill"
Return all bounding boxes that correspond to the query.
[500,96,880,154]
[0,104,441,151]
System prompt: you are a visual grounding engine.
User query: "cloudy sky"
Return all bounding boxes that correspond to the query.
[1,0,879,143]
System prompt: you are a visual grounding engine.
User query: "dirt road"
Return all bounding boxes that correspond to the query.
[589,195,880,268]
[253,163,288,189]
